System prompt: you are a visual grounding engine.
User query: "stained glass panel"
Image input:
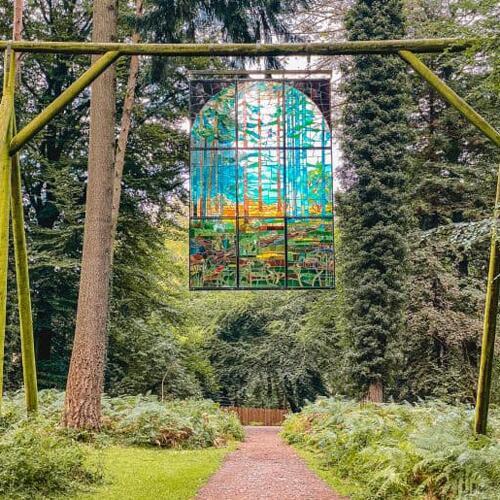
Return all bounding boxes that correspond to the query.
[190,77,334,289]
[239,218,286,288]
[189,219,237,288]
[287,219,334,288]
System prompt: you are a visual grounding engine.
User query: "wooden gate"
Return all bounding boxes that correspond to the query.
[226,407,288,426]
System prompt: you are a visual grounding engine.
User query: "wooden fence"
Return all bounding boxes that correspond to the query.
[225,407,288,426]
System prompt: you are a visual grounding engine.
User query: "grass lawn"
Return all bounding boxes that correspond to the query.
[78,444,237,500]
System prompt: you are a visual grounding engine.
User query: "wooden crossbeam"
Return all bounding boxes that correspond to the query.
[0,38,475,56]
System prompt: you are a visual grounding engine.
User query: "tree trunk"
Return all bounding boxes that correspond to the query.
[111,0,143,250]
[365,380,383,403]
[62,0,117,430]
[13,0,23,74]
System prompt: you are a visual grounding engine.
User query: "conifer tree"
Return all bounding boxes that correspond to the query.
[338,0,410,402]
[63,0,118,430]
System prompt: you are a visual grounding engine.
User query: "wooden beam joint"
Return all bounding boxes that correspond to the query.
[9,50,121,155]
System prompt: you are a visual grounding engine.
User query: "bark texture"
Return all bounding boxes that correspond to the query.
[13,0,23,72]
[365,380,383,403]
[111,0,143,246]
[63,0,117,430]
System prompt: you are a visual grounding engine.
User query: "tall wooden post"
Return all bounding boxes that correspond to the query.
[9,0,38,412]
[398,50,500,434]
[0,48,15,408]
[475,166,500,433]
[10,116,38,413]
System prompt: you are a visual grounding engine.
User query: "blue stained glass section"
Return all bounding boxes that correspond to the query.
[191,149,237,218]
[286,148,333,217]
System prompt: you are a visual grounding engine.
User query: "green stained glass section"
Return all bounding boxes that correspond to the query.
[239,218,286,288]
[190,78,334,289]
[287,219,335,288]
[189,219,237,288]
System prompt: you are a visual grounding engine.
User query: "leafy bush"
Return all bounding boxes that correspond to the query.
[3,390,244,449]
[100,394,244,447]
[282,398,500,499]
[0,418,100,499]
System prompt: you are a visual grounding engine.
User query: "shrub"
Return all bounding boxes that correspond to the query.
[0,418,101,499]
[100,395,244,447]
[0,390,66,431]
[3,390,244,449]
[282,398,500,499]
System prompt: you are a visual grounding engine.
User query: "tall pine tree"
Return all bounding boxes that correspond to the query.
[338,0,410,402]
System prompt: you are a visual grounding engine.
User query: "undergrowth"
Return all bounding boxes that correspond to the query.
[282,398,500,500]
[0,417,101,499]
[1,390,243,448]
[0,391,243,498]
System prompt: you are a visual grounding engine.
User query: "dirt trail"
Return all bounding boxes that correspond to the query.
[196,426,346,500]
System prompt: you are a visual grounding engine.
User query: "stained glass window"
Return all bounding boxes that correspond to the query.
[189,78,334,289]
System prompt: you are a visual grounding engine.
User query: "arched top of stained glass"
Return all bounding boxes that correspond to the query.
[191,80,331,150]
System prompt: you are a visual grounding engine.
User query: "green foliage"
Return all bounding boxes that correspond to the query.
[142,0,309,44]
[106,315,201,398]
[397,0,500,404]
[337,0,411,397]
[100,395,244,448]
[283,398,500,499]
[0,418,101,499]
[333,0,499,404]
[3,391,244,450]
[209,292,337,410]
[405,0,498,231]
[391,227,486,402]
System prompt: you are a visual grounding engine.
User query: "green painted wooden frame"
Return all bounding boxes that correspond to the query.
[0,38,498,434]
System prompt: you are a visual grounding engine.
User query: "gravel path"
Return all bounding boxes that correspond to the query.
[196,426,345,500]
